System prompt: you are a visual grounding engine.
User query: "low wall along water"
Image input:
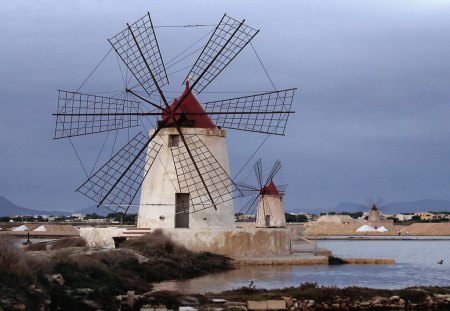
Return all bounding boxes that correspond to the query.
[80,227,292,257]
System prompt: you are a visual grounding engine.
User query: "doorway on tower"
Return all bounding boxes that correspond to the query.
[265,215,271,227]
[175,193,190,228]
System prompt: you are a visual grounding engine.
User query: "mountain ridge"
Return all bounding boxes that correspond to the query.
[0,196,71,217]
[0,195,138,217]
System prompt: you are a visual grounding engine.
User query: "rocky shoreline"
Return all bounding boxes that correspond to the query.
[119,285,450,311]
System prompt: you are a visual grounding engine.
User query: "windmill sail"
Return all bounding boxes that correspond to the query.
[237,159,285,216]
[171,134,240,212]
[54,90,140,139]
[185,14,259,94]
[108,13,168,97]
[77,132,162,213]
[203,88,296,135]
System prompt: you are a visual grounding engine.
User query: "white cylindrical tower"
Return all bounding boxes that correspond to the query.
[255,180,286,228]
[137,83,235,229]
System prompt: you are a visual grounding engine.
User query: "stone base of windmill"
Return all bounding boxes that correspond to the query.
[79,227,292,257]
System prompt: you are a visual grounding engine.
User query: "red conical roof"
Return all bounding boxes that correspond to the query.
[260,180,280,196]
[162,81,215,128]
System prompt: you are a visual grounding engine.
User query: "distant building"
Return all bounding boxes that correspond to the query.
[414,212,433,221]
[433,213,449,220]
[317,215,356,224]
[395,213,414,222]
[71,214,84,220]
[368,204,381,222]
[366,204,393,228]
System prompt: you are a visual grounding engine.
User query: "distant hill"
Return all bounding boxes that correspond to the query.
[0,196,71,217]
[0,195,140,217]
[331,199,450,214]
[332,202,367,213]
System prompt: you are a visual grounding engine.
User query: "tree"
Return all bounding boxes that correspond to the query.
[285,213,308,223]
[411,215,421,221]
[85,213,102,220]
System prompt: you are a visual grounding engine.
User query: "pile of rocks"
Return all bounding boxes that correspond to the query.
[250,294,450,310]
[129,293,450,311]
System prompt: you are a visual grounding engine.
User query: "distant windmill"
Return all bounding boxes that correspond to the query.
[54,13,296,228]
[237,159,287,227]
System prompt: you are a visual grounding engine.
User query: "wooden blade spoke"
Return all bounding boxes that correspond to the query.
[264,159,282,187]
[276,184,288,195]
[254,158,263,189]
[239,195,259,216]
[77,132,162,213]
[170,134,240,213]
[185,14,259,94]
[235,182,260,197]
[108,13,168,97]
[54,90,140,139]
[203,88,296,135]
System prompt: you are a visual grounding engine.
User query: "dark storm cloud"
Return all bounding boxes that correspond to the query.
[1,0,450,212]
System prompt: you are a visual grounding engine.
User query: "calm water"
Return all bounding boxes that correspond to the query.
[154,240,450,293]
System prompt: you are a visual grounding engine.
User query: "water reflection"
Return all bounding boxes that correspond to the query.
[154,240,450,293]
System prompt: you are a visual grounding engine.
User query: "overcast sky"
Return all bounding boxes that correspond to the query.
[1,0,450,213]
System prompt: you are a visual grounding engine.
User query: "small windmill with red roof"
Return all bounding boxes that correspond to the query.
[53,13,295,229]
[238,159,287,227]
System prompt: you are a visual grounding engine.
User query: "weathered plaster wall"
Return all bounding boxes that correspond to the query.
[79,227,292,257]
[80,227,125,248]
[256,195,286,228]
[137,127,235,230]
[161,228,291,257]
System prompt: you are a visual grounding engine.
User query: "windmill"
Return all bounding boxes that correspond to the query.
[237,159,287,227]
[54,13,296,229]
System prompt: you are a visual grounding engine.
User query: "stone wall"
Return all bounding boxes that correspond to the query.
[161,228,291,257]
[79,227,292,257]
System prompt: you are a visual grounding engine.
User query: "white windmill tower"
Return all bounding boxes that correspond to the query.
[238,159,287,228]
[136,81,236,229]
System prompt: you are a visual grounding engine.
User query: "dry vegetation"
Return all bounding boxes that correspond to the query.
[24,242,47,252]
[0,231,233,310]
[50,236,86,250]
[121,229,233,279]
[0,236,34,283]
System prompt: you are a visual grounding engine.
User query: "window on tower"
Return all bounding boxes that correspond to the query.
[168,134,180,147]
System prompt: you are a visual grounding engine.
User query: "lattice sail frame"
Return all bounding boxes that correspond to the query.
[237,159,285,216]
[77,132,162,213]
[55,90,140,139]
[185,14,259,94]
[203,89,295,135]
[171,134,240,212]
[108,13,168,97]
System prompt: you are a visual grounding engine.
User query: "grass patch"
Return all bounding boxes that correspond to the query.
[0,236,34,283]
[25,242,47,252]
[50,237,86,250]
[0,236,48,310]
[121,230,233,280]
